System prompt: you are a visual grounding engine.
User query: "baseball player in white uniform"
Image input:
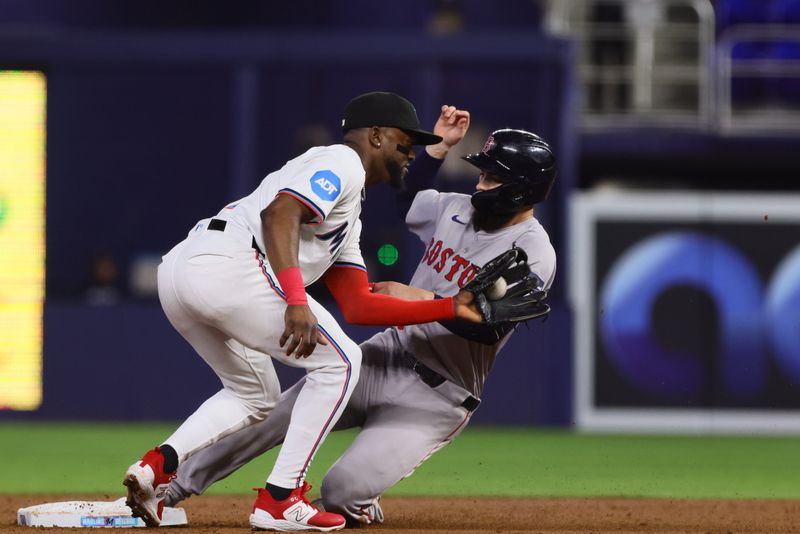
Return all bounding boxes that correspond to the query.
[122,92,484,532]
[160,115,558,526]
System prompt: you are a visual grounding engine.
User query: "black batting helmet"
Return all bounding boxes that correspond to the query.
[463,129,557,214]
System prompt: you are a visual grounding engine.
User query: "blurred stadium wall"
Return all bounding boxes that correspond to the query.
[1,0,799,430]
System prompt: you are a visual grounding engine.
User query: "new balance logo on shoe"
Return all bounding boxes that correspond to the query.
[250,484,345,532]
[285,502,313,523]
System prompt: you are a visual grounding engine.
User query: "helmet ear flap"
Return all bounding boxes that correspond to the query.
[503,181,529,203]
[471,182,531,215]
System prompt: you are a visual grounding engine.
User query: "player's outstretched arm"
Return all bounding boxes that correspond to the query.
[261,196,328,358]
[371,281,481,322]
[453,290,482,322]
[371,281,435,301]
[323,266,482,325]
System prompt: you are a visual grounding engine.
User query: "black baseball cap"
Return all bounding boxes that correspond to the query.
[341,91,442,146]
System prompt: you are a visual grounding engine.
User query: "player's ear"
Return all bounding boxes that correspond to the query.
[368,126,382,149]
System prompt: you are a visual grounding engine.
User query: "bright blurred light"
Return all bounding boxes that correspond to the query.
[0,70,46,411]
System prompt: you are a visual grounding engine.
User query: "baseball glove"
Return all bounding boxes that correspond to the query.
[463,246,550,324]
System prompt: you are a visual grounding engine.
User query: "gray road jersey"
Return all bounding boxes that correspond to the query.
[396,190,556,397]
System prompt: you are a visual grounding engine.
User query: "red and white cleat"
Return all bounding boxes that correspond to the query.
[250,483,345,532]
[122,447,176,527]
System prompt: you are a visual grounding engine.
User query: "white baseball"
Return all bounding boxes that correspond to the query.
[486,276,507,300]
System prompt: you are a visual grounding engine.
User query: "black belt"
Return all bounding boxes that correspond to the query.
[208,217,478,412]
[410,358,481,412]
[209,218,263,255]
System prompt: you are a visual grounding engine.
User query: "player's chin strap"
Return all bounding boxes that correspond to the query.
[470,182,530,215]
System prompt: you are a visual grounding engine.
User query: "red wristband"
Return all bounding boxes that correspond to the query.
[275,267,307,305]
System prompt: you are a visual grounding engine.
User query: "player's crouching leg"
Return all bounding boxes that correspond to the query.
[321,472,384,527]
[307,332,362,403]
[247,382,281,423]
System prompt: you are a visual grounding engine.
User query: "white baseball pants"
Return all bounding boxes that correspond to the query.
[157,219,361,489]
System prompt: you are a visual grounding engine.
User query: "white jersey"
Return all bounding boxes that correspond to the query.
[397,189,556,396]
[154,146,366,499]
[217,144,367,285]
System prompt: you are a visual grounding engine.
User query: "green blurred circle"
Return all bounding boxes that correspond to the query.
[377,243,399,266]
[0,195,7,228]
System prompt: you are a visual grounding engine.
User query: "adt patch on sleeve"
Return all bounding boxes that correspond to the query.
[310,170,341,202]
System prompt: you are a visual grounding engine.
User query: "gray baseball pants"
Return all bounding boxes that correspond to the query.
[166,328,479,523]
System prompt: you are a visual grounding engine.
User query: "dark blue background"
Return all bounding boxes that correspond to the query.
[4,0,798,425]
[0,10,576,425]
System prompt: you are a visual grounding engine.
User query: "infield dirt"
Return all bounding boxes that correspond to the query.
[4,494,800,533]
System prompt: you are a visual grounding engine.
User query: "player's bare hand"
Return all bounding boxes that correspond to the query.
[436,105,470,147]
[453,290,483,323]
[280,305,328,358]
[426,105,470,159]
[372,281,434,301]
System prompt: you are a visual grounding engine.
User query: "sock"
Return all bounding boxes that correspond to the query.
[266,483,292,501]
[159,444,179,473]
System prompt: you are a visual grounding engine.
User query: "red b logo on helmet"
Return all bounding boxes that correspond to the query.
[481,135,495,155]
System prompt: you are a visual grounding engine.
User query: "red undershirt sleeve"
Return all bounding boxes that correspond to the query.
[323,265,456,325]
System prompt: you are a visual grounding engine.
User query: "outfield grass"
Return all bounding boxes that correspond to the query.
[1,422,798,498]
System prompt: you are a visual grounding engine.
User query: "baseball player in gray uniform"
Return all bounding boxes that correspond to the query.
[122,92,485,532]
[163,117,557,527]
